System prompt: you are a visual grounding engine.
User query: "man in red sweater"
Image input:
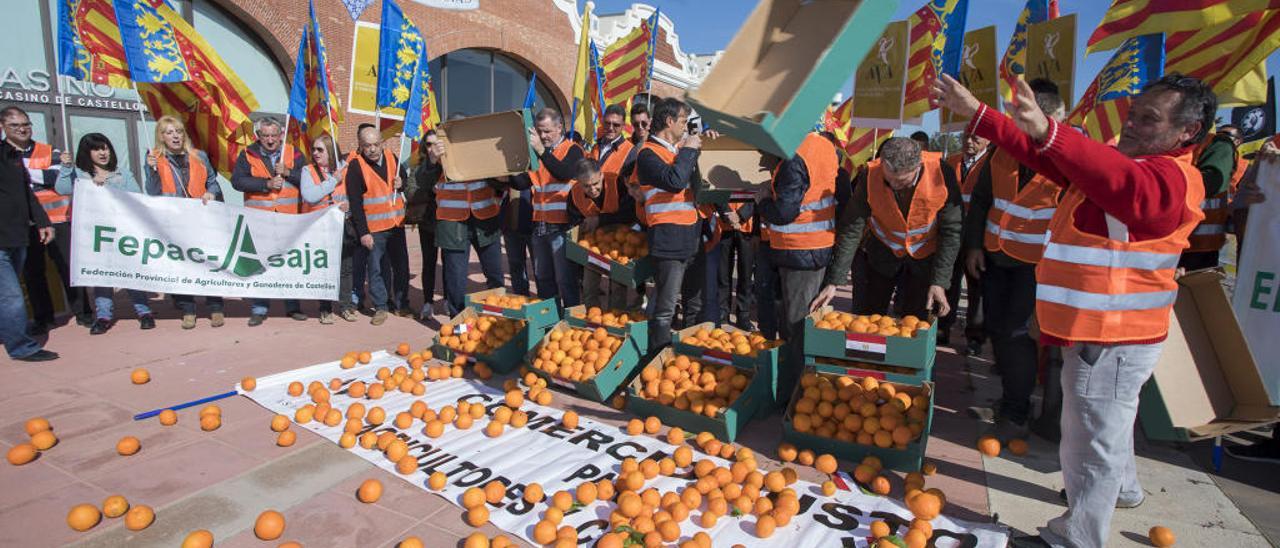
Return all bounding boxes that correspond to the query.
[933,73,1216,548]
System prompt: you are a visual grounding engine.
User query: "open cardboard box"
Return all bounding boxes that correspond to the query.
[437,110,537,181]
[1139,270,1280,442]
[699,136,772,190]
[684,0,896,157]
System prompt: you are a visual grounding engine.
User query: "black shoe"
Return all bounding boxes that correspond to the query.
[89,319,111,335]
[965,339,983,357]
[14,349,59,362]
[289,312,308,321]
[139,315,156,330]
[937,331,952,346]
[1010,535,1051,548]
[75,314,94,327]
[27,322,50,337]
[393,308,414,318]
[1225,443,1280,465]
[248,314,266,327]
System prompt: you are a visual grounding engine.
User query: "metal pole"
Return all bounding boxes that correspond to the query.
[54,74,71,153]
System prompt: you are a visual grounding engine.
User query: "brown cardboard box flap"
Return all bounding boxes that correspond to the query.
[437,111,532,181]
[699,137,772,189]
[1154,271,1280,433]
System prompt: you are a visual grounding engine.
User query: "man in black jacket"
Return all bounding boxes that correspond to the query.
[1,135,58,361]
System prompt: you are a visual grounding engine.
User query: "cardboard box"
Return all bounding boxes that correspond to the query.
[430,308,529,374]
[464,288,560,337]
[437,110,536,181]
[781,366,934,472]
[803,306,937,372]
[673,322,782,406]
[684,0,897,157]
[565,305,650,355]
[626,347,768,442]
[527,321,645,402]
[1139,271,1280,442]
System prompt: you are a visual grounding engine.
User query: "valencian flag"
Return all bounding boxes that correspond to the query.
[1163,8,1280,106]
[1087,0,1279,54]
[376,0,440,141]
[568,3,595,141]
[287,0,342,155]
[602,8,660,108]
[65,0,259,176]
[998,0,1050,105]
[902,0,969,120]
[1067,34,1164,145]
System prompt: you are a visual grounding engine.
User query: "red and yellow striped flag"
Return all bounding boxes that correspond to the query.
[1066,82,1131,145]
[903,0,969,120]
[1086,0,1280,53]
[602,16,654,108]
[56,0,132,88]
[1164,9,1280,101]
[841,127,893,173]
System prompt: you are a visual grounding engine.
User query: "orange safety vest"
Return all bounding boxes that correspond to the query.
[26,142,71,224]
[637,141,697,226]
[770,133,838,251]
[866,151,948,259]
[435,174,500,222]
[699,203,723,252]
[1035,152,1205,343]
[982,150,1061,264]
[298,163,348,214]
[1186,137,1239,252]
[717,201,754,234]
[529,140,579,224]
[947,151,987,212]
[242,145,300,214]
[355,152,405,233]
[156,150,210,199]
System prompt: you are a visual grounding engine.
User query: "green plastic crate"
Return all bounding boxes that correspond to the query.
[673,322,781,404]
[526,321,645,402]
[564,233,655,289]
[564,305,650,355]
[803,306,936,372]
[684,0,898,157]
[806,355,932,386]
[430,308,530,374]
[625,347,767,442]
[781,366,934,472]
[464,288,560,335]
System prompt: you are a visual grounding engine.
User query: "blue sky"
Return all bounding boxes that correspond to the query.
[590,0,1280,133]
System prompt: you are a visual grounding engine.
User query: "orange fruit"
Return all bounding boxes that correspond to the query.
[921,461,937,475]
[24,417,51,436]
[240,376,256,391]
[466,506,489,526]
[181,530,214,548]
[357,479,383,503]
[977,435,1001,457]
[123,505,154,531]
[67,503,101,531]
[562,411,579,429]
[358,351,372,364]
[130,368,150,384]
[815,453,838,474]
[1149,526,1176,547]
[101,495,129,518]
[870,476,891,496]
[7,443,37,465]
[821,480,837,496]
[428,472,447,491]
[533,520,557,544]
[524,483,545,503]
[461,487,486,509]
[626,418,644,435]
[271,414,291,432]
[113,436,141,456]
[903,529,928,548]
[777,442,798,462]
[31,430,57,450]
[551,490,574,511]
[644,416,661,434]
[254,510,285,540]
[277,430,297,447]
[907,490,943,521]
[870,520,891,538]
[1008,438,1029,456]
[576,482,598,505]
[158,409,177,426]
[755,515,777,538]
[199,414,220,432]
[396,342,411,356]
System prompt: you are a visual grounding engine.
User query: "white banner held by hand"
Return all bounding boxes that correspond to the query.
[69,184,345,300]
[1232,159,1280,404]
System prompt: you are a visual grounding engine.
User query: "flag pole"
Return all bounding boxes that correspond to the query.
[54,75,71,153]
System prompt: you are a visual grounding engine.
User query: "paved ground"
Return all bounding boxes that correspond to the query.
[2,226,1276,547]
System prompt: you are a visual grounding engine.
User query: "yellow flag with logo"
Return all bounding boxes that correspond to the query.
[852,21,911,129]
[1026,14,1077,111]
[942,26,998,131]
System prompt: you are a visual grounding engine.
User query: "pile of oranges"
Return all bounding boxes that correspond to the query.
[7,417,58,465]
[636,354,752,418]
[478,293,540,309]
[577,225,648,265]
[571,306,646,328]
[678,326,781,357]
[790,372,930,450]
[813,311,931,338]
[438,315,524,355]
[532,326,624,383]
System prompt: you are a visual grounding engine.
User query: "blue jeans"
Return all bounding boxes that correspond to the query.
[530,228,580,309]
[1,247,41,358]
[442,240,505,316]
[94,287,152,320]
[503,231,534,296]
[251,299,300,317]
[754,240,781,339]
[366,228,409,311]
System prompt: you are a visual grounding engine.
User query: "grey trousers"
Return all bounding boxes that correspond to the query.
[778,267,826,403]
[1044,342,1161,548]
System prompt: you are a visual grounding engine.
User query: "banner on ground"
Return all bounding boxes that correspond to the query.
[243,352,1009,547]
[69,184,344,300]
[1232,160,1280,404]
[852,21,911,129]
[942,26,999,132]
[1026,14,1076,111]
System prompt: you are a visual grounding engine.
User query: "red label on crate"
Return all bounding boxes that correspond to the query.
[480,304,506,317]
[842,368,886,380]
[728,190,756,202]
[549,376,575,391]
[844,332,887,361]
[586,252,613,272]
[700,349,734,366]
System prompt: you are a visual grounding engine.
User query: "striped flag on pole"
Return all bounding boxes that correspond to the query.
[998,0,1050,105]
[1164,8,1280,103]
[56,0,132,88]
[1067,34,1164,144]
[1086,0,1279,54]
[602,9,658,108]
[902,0,969,120]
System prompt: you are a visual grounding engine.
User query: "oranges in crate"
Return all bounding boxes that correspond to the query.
[790,372,929,449]
[680,326,781,357]
[571,306,646,327]
[532,326,624,382]
[814,312,930,338]
[438,316,524,355]
[478,293,540,310]
[636,354,752,418]
[577,225,648,265]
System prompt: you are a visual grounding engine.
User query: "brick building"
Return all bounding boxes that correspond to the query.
[3,0,712,204]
